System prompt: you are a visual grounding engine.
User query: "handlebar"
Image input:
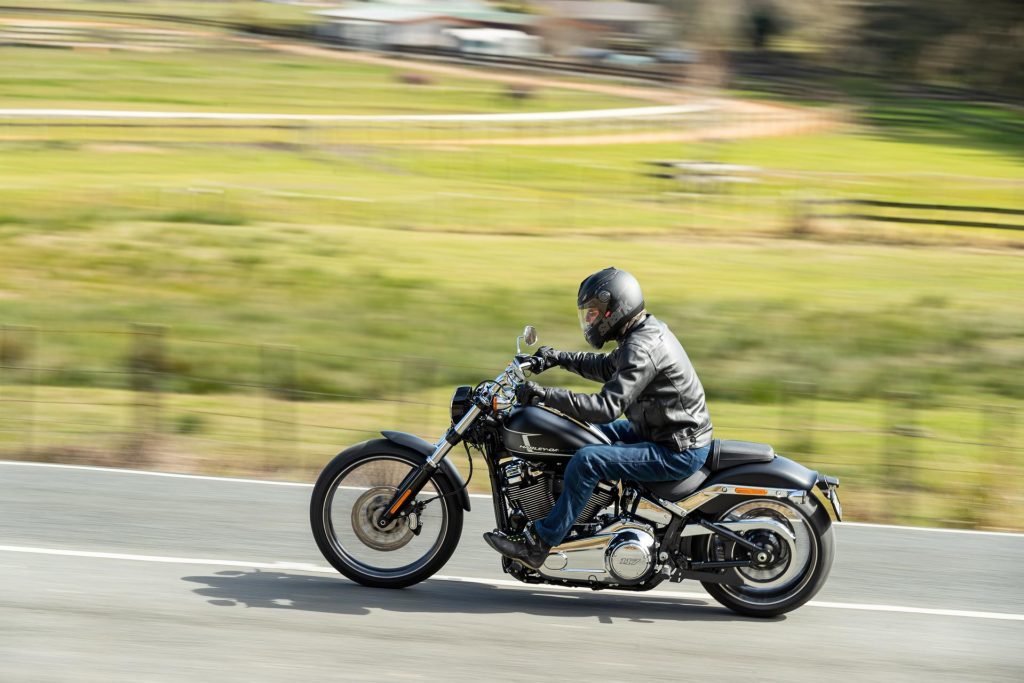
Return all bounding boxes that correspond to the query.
[515,354,537,372]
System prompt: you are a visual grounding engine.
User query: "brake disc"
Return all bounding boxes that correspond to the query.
[350,486,415,552]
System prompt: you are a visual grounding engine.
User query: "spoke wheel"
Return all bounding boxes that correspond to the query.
[311,442,464,588]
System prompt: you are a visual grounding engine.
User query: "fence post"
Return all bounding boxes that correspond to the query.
[978,404,1016,528]
[127,323,165,466]
[779,380,817,459]
[261,344,298,474]
[398,357,437,438]
[883,391,919,525]
[0,325,38,458]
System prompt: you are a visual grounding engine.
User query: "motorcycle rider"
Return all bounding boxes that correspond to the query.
[483,267,713,569]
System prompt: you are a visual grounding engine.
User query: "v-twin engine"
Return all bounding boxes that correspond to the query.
[501,458,616,525]
[501,459,658,586]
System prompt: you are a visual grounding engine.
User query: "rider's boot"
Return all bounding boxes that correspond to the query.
[482,523,551,570]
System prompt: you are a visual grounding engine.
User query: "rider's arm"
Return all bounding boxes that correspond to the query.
[544,343,656,423]
[558,347,619,383]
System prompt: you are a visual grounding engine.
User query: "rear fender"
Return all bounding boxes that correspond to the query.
[704,455,818,492]
[381,430,471,511]
[699,455,831,534]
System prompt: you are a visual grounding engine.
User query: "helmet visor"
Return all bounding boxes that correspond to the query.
[578,300,606,335]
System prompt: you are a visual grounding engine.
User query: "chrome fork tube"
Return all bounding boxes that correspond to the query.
[425,402,482,467]
[377,401,484,528]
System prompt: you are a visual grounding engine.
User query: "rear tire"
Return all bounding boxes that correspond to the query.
[697,497,835,618]
[310,440,464,589]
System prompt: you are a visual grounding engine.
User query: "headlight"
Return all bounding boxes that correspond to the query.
[450,385,473,424]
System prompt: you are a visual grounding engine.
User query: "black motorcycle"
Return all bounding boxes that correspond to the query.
[311,326,842,617]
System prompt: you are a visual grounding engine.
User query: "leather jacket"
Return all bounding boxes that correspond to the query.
[542,314,713,451]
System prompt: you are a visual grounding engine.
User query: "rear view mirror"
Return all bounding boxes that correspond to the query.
[523,325,538,347]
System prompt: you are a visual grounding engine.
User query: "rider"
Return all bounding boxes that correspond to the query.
[483,267,713,569]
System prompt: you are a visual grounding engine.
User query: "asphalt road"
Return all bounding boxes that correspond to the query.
[2,461,1022,682]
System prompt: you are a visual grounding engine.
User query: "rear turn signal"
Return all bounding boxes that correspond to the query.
[735,487,768,495]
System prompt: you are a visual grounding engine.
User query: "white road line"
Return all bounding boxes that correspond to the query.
[839,522,1024,537]
[2,544,1023,622]
[3,460,1021,537]
[0,460,314,488]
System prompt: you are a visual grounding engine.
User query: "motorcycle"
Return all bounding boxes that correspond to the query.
[310,326,842,617]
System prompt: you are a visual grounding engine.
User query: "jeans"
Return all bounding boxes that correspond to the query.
[533,419,710,547]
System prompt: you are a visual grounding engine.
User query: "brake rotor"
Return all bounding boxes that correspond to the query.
[350,486,415,552]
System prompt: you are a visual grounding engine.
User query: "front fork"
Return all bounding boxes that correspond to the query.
[375,401,484,529]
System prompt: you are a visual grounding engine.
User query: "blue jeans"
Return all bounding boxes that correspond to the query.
[533,419,710,547]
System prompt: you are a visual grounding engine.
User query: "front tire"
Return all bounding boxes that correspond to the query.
[697,497,835,618]
[310,440,464,589]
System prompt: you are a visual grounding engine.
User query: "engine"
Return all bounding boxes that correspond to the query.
[500,458,616,525]
[538,520,658,585]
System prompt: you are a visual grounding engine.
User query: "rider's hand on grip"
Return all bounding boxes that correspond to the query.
[531,346,562,374]
[515,381,546,407]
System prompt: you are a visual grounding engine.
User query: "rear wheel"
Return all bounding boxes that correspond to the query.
[697,497,834,618]
[310,441,463,589]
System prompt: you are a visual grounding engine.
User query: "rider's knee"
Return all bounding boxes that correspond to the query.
[569,445,603,480]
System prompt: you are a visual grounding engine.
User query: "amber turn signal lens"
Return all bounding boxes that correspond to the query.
[735,487,768,495]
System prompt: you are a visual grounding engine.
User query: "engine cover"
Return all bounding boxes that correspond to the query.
[538,520,657,585]
[606,528,657,582]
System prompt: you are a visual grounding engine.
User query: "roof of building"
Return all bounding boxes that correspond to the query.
[541,1,667,23]
[314,6,447,22]
[314,2,539,25]
[444,27,537,41]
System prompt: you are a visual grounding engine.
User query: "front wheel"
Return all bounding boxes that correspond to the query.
[697,497,835,618]
[310,440,463,589]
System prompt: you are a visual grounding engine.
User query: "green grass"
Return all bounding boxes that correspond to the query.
[0,0,315,29]
[0,47,644,114]
[0,133,1020,244]
[3,221,1022,404]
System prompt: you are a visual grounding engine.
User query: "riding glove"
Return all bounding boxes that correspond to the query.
[530,346,563,374]
[515,381,547,406]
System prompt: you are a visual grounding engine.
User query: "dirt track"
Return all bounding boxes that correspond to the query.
[265,41,840,145]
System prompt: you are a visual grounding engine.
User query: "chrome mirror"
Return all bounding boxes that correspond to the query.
[523,325,538,347]
[516,325,538,354]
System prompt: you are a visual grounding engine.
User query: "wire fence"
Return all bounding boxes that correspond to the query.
[0,323,1020,529]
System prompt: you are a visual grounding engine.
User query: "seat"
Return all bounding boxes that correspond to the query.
[708,439,775,471]
[637,439,776,502]
[643,466,709,502]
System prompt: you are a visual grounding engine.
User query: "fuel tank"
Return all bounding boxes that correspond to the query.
[502,406,610,461]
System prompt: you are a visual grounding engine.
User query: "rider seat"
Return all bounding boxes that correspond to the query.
[642,439,776,502]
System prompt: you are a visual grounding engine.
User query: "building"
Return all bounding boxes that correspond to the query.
[536,0,672,53]
[444,27,541,57]
[313,1,540,51]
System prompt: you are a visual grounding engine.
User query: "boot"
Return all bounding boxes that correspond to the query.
[482,524,551,570]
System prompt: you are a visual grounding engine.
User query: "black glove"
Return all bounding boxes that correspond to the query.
[530,346,562,375]
[515,381,546,407]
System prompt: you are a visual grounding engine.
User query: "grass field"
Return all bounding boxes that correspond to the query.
[1,36,1022,528]
[0,0,315,29]
[0,47,643,114]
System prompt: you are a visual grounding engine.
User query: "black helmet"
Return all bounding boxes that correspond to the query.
[577,267,645,349]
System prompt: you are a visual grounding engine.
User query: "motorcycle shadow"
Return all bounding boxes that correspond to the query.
[182,570,779,623]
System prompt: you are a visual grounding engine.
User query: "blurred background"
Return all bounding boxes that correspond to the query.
[0,0,1021,530]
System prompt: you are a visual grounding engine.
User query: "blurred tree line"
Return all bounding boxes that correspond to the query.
[653,0,1023,97]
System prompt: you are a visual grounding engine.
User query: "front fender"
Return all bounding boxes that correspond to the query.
[381,430,471,511]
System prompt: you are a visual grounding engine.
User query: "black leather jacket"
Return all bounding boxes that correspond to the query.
[543,314,713,451]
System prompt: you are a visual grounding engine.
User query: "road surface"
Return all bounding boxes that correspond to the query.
[1,461,1021,681]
